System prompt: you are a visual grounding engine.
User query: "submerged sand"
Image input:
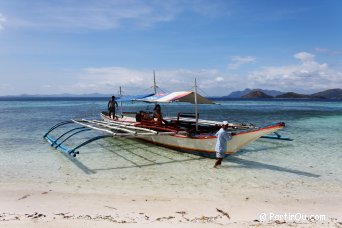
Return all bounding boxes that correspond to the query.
[1,138,341,227]
[1,159,341,227]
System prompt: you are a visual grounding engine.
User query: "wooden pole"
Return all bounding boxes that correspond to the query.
[194,78,199,132]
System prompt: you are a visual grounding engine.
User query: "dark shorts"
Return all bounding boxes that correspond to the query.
[108,108,115,115]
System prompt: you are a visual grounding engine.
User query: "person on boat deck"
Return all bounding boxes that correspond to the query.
[214,121,235,168]
[153,104,163,126]
[108,96,118,119]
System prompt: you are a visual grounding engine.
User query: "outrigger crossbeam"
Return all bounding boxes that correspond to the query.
[43,119,177,157]
[43,120,74,138]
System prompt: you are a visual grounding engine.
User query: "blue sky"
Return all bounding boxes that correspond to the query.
[0,0,341,96]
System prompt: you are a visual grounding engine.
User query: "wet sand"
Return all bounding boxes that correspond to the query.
[1,151,341,227]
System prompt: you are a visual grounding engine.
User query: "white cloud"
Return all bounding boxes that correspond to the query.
[0,83,10,89]
[5,0,229,30]
[58,52,342,96]
[294,52,315,62]
[247,52,342,92]
[4,1,182,30]
[314,48,329,53]
[228,56,256,70]
[72,67,236,95]
[0,13,6,29]
[314,47,341,56]
[2,51,339,96]
[215,76,224,82]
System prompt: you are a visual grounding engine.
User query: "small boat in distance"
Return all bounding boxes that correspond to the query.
[44,78,292,158]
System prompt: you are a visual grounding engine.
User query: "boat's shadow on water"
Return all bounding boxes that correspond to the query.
[92,139,206,171]
[237,140,295,155]
[224,156,320,178]
[224,141,320,178]
[60,151,97,175]
[60,139,319,178]
[55,138,206,174]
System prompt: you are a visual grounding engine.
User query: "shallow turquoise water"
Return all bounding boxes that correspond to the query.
[0,98,341,187]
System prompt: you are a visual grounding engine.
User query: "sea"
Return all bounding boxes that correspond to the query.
[0,97,341,194]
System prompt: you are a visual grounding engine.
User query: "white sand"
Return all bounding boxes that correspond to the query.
[1,186,340,227]
[1,172,341,227]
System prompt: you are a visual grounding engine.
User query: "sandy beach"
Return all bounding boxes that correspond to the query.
[1,147,341,227]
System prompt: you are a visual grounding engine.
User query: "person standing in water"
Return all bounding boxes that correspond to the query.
[108,96,118,119]
[214,121,234,168]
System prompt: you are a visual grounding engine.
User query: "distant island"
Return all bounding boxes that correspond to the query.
[1,88,342,100]
[276,92,310,99]
[241,90,273,98]
[218,88,342,99]
[226,88,284,98]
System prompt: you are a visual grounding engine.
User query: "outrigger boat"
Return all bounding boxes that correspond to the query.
[44,79,291,158]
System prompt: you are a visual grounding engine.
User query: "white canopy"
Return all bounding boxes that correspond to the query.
[138,91,215,104]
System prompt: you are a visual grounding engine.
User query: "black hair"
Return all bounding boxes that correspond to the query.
[154,104,161,110]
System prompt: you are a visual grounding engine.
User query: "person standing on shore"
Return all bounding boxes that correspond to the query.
[108,96,118,119]
[214,121,234,168]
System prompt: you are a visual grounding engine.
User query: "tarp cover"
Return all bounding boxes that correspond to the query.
[138,91,215,104]
[116,93,154,102]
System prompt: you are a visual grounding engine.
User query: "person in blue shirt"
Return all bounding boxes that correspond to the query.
[214,121,235,168]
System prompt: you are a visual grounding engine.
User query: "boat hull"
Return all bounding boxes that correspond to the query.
[141,125,283,157]
[101,113,285,158]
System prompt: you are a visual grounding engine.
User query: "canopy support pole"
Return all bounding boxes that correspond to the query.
[153,70,157,95]
[194,78,199,131]
[119,86,123,117]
